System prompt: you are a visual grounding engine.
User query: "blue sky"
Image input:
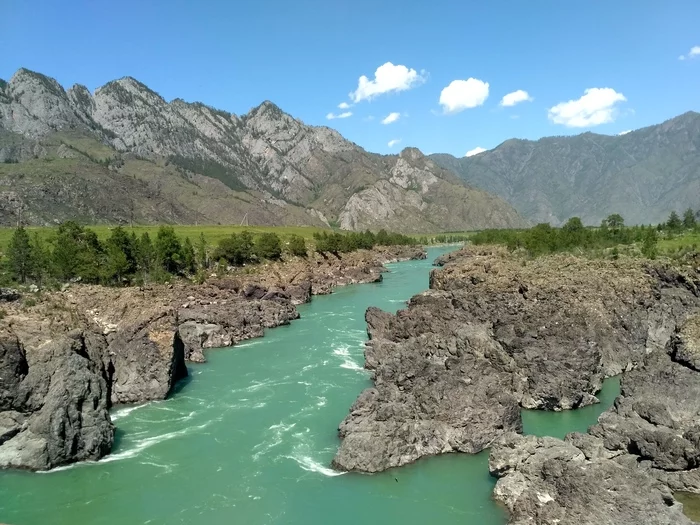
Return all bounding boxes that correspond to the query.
[2,0,699,157]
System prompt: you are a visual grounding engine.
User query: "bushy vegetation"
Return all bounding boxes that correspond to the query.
[0,222,418,287]
[312,229,417,254]
[470,210,700,259]
[1,222,301,287]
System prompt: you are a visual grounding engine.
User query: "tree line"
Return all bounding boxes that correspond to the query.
[471,209,700,258]
[1,223,417,287]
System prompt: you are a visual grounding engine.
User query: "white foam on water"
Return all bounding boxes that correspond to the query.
[340,357,364,372]
[284,454,345,477]
[110,403,147,421]
[252,422,296,460]
[99,422,211,464]
[332,346,350,357]
[139,461,175,473]
[316,396,327,407]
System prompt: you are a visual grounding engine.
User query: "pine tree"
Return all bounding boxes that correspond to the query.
[30,233,51,287]
[683,208,696,230]
[7,227,33,283]
[195,233,209,269]
[182,237,196,274]
[666,211,682,231]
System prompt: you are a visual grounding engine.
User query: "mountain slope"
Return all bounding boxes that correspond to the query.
[431,112,700,226]
[0,68,527,232]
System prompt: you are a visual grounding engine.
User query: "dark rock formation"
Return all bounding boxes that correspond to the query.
[102,309,187,404]
[0,331,113,470]
[488,310,700,523]
[177,296,298,363]
[489,432,692,525]
[333,247,700,473]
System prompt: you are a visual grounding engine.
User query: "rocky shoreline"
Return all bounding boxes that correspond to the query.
[0,245,426,471]
[332,245,700,522]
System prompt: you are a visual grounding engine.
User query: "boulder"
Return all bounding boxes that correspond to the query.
[0,332,113,470]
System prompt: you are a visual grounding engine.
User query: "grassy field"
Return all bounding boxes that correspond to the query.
[0,224,329,251]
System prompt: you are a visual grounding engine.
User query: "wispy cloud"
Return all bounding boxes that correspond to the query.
[678,46,700,60]
[381,112,401,125]
[326,111,353,120]
[500,89,533,107]
[388,138,402,148]
[338,102,352,109]
[618,129,632,135]
[465,146,487,157]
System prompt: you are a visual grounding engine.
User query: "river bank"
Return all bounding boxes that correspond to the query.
[332,244,700,523]
[0,245,426,471]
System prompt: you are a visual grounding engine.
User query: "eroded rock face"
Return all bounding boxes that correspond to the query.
[0,332,113,470]
[489,433,691,525]
[103,309,187,405]
[177,297,298,363]
[488,307,700,523]
[333,247,700,473]
[332,308,522,472]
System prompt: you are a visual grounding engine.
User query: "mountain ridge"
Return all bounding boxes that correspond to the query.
[0,67,527,232]
[431,111,700,226]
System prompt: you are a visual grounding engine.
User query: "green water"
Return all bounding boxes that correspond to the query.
[0,247,620,525]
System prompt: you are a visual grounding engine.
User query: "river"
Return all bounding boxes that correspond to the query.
[0,246,620,525]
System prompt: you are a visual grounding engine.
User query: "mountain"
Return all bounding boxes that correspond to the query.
[431,112,700,226]
[0,68,526,232]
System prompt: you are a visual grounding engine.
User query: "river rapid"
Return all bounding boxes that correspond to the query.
[0,246,619,525]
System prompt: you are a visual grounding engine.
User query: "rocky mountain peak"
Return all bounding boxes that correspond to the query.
[2,68,85,137]
[0,67,528,232]
[399,147,425,161]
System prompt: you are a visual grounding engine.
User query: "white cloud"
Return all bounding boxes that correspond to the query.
[381,112,401,125]
[547,88,627,128]
[338,102,351,109]
[364,115,375,121]
[618,129,632,136]
[388,139,401,148]
[679,46,700,60]
[465,146,487,157]
[439,78,489,114]
[326,111,353,120]
[350,62,426,103]
[500,89,533,107]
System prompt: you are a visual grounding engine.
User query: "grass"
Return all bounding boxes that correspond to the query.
[658,232,700,253]
[0,224,328,252]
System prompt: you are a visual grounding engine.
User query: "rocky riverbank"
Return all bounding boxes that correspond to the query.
[0,245,425,471]
[489,314,700,524]
[332,246,700,480]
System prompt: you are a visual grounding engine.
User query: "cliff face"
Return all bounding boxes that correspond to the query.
[0,68,527,232]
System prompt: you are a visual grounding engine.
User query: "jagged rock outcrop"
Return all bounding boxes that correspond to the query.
[332,247,700,472]
[0,67,526,232]
[489,314,700,524]
[177,295,299,363]
[0,331,113,470]
[489,432,692,525]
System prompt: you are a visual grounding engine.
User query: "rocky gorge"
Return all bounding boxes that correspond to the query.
[0,245,425,471]
[333,245,700,523]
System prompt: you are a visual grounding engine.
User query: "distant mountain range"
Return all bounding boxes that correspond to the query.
[431,111,700,226]
[0,68,526,233]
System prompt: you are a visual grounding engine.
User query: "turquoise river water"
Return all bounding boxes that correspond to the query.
[0,247,620,525]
